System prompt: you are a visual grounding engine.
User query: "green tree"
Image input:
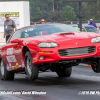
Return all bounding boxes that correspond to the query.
[41,10,56,22]
[30,1,43,22]
[84,2,97,20]
[61,5,76,21]
[48,0,55,11]
[0,0,100,22]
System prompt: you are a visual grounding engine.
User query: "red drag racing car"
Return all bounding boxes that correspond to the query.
[0,23,100,81]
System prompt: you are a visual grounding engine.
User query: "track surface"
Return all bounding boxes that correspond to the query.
[0,65,100,100]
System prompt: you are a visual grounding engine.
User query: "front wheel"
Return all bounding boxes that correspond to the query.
[0,59,14,80]
[56,67,72,77]
[25,51,38,80]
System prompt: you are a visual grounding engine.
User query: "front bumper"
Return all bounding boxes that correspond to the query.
[31,43,100,65]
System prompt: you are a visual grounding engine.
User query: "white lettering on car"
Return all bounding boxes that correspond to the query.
[18,65,22,68]
[9,63,11,67]
[7,48,13,55]
[6,55,17,62]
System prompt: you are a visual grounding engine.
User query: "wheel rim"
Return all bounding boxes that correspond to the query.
[26,57,32,76]
[0,60,4,76]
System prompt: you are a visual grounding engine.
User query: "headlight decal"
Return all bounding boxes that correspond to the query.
[91,37,100,43]
[38,42,58,48]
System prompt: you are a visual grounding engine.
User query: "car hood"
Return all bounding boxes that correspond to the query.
[24,32,99,43]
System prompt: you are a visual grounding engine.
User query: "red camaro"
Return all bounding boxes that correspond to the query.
[0,23,100,81]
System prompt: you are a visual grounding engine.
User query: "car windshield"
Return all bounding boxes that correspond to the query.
[84,27,97,33]
[21,24,79,38]
[73,26,87,32]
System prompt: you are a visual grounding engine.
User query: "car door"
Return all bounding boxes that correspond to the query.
[2,30,23,71]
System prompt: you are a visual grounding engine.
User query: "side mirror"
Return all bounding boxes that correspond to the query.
[11,39,23,43]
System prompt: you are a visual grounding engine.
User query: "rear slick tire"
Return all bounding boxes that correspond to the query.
[0,59,14,80]
[56,67,72,77]
[91,58,100,73]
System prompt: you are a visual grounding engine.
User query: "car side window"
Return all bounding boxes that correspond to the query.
[9,30,21,43]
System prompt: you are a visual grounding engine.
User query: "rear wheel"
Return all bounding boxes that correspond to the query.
[0,59,14,80]
[91,58,100,73]
[25,51,38,80]
[56,67,72,77]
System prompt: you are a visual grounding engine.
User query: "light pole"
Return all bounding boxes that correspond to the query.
[62,0,97,31]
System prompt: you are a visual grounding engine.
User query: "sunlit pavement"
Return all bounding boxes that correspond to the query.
[0,64,100,100]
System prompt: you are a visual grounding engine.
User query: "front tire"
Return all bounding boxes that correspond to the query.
[25,51,38,80]
[0,59,14,80]
[56,67,72,77]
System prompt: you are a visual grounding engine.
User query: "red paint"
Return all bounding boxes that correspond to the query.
[0,26,100,72]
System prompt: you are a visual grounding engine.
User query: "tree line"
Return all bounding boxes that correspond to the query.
[0,0,100,22]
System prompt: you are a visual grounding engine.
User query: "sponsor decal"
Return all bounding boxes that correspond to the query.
[7,62,23,71]
[7,64,12,71]
[15,62,22,68]
[16,63,18,65]
[18,65,22,68]
[16,62,18,66]
[7,64,9,70]
[12,63,19,70]
[7,63,20,71]
[11,66,14,70]
[6,55,17,62]
[0,12,19,17]
[14,66,17,70]
[7,48,13,55]
[24,28,34,32]
[9,63,11,67]
[21,59,25,67]
[15,62,19,68]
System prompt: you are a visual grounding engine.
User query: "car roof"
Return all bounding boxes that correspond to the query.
[19,23,66,30]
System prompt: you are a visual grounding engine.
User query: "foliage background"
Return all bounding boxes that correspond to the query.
[0,0,100,22]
